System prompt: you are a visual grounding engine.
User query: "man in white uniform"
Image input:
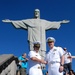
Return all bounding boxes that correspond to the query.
[63,48,72,74]
[46,37,64,75]
[28,41,46,75]
[2,9,70,60]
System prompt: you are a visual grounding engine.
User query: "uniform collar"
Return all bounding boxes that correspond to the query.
[49,46,57,52]
[34,50,39,53]
[50,46,56,50]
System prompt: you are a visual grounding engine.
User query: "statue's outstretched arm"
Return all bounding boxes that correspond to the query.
[60,20,70,24]
[2,19,12,22]
[2,19,27,29]
[45,20,61,30]
[2,19,35,28]
[45,20,70,30]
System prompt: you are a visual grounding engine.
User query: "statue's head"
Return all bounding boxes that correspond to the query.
[34,9,40,19]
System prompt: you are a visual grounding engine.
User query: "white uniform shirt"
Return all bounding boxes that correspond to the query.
[46,46,64,64]
[28,50,41,68]
[64,51,71,64]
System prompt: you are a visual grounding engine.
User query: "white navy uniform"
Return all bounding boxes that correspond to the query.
[46,46,64,75]
[28,50,43,75]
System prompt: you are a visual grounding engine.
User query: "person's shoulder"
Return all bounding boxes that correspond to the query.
[68,52,71,54]
[29,50,34,53]
[29,51,35,54]
[18,56,22,59]
[57,46,63,50]
[56,46,64,52]
[68,52,71,55]
[18,56,22,58]
[53,46,62,50]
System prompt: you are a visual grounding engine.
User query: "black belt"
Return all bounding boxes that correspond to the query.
[50,61,60,64]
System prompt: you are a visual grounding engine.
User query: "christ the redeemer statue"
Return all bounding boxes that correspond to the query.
[2,9,70,59]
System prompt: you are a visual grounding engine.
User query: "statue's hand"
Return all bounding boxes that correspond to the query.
[2,19,11,22]
[61,20,70,23]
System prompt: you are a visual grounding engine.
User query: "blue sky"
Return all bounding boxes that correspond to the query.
[0,0,75,71]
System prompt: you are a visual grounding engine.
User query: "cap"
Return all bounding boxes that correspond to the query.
[46,37,55,43]
[63,47,67,50]
[33,41,41,47]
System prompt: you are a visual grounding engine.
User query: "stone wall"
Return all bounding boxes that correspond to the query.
[0,54,18,75]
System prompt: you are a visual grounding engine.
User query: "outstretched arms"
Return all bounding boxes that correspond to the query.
[2,19,27,29]
[59,20,70,24]
[2,19,12,22]
[45,20,70,30]
[2,19,36,29]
